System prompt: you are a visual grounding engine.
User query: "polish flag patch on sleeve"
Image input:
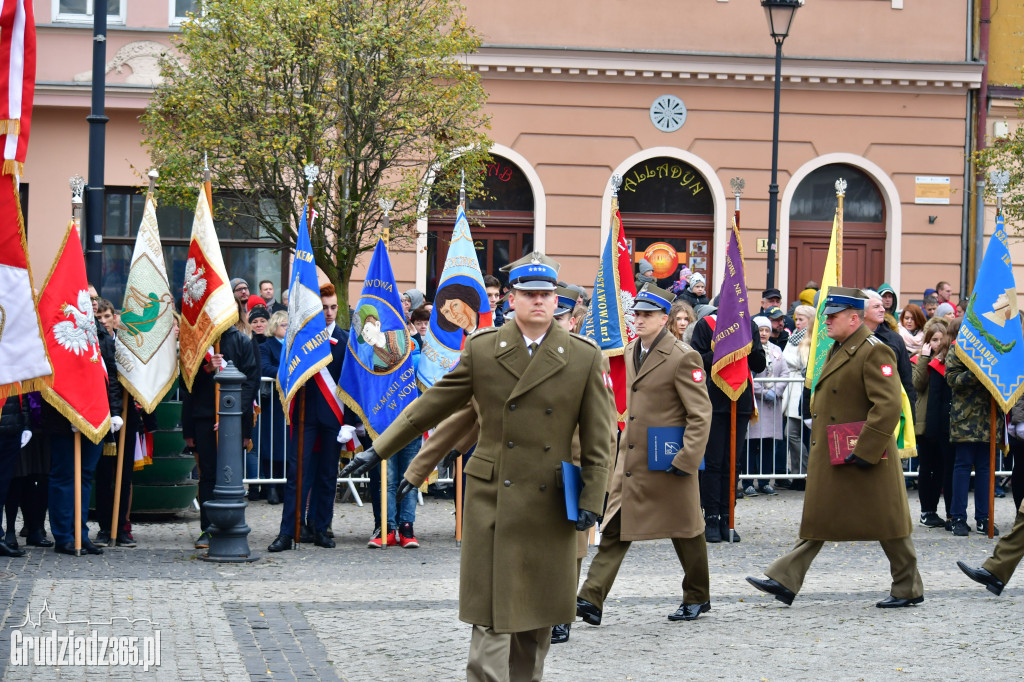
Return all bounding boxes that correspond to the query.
[881,364,893,377]
[601,370,614,391]
[692,369,704,383]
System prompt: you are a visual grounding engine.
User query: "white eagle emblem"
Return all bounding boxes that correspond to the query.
[53,289,101,362]
[621,289,637,339]
[182,257,207,307]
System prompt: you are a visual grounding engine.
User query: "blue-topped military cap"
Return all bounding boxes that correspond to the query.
[501,251,560,291]
[554,286,577,317]
[823,286,867,315]
[632,283,674,314]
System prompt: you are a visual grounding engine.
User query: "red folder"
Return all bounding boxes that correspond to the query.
[826,421,887,466]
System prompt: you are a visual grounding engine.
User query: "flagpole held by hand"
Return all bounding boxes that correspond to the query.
[455,455,464,546]
[729,400,737,543]
[295,386,306,543]
[110,402,129,544]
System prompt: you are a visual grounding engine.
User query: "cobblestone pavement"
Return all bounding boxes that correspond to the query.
[0,486,1021,680]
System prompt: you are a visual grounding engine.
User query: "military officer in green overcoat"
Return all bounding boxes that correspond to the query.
[747,287,925,608]
[342,254,614,682]
[576,284,713,625]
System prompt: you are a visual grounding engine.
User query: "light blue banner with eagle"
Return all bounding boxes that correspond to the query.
[338,238,417,439]
[954,214,1024,412]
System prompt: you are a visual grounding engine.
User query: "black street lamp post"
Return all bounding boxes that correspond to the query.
[85,0,109,287]
[762,0,802,291]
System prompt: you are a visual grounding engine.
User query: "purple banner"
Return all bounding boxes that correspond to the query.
[710,222,752,399]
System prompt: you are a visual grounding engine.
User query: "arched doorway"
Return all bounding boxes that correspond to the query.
[618,156,715,289]
[426,155,535,298]
[788,163,887,296]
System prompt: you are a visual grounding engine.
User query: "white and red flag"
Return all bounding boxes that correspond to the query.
[178,187,237,391]
[39,223,111,444]
[0,0,35,176]
[0,174,51,401]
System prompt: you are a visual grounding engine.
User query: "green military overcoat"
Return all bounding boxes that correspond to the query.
[373,319,614,632]
[800,323,913,541]
[604,331,712,540]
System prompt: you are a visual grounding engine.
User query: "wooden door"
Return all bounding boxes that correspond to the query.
[789,220,886,295]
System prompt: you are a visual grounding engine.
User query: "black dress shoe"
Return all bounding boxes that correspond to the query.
[668,601,711,621]
[266,487,281,505]
[54,543,81,556]
[957,561,1004,596]
[550,623,570,644]
[313,531,336,548]
[0,540,26,557]
[576,597,602,625]
[267,534,293,552]
[81,540,104,555]
[26,533,53,548]
[876,594,923,608]
[4,533,18,550]
[745,576,795,606]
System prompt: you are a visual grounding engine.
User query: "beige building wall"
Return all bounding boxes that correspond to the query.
[24,0,985,313]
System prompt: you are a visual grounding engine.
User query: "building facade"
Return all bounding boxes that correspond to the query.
[27,0,1013,311]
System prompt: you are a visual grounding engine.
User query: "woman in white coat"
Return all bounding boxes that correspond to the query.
[781,305,815,490]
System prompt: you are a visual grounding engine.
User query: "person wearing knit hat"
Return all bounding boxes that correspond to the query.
[248,306,270,341]
[935,302,956,320]
[230,278,250,302]
[675,272,709,309]
[247,294,266,312]
[635,258,656,291]
[798,288,816,307]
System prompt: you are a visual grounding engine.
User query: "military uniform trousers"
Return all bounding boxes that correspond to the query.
[766,536,924,599]
[578,513,711,608]
[982,499,1024,586]
[467,624,550,682]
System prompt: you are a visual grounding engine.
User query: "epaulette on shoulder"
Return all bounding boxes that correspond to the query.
[674,339,692,352]
[570,332,599,348]
[470,326,500,340]
[866,335,881,346]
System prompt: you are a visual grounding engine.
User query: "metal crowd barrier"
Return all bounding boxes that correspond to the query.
[740,375,1013,483]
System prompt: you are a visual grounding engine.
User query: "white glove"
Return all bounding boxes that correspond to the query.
[803,418,812,429]
[355,424,366,437]
[110,416,124,433]
[20,430,31,448]
[337,424,356,444]
[71,425,80,433]
[1012,423,1024,440]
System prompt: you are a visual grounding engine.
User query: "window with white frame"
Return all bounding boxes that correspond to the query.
[53,0,125,24]
[170,0,204,25]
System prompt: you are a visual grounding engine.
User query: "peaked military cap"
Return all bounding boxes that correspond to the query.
[554,286,578,317]
[632,283,674,313]
[823,286,867,315]
[501,251,560,291]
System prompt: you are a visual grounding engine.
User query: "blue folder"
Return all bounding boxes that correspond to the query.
[561,460,583,522]
[648,426,704,471]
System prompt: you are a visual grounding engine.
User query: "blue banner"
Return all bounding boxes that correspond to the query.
[954,214,1024,412]
[338,238,418,439]
[416,204,492,389]
[579,209,635,353]
[277,206,331,422]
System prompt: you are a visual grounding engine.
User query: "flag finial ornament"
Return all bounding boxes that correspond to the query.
[303,163,318,194]
[610,174,622,197]
[835,178,847,197]
[69,175,84,205]
[730,177,745,197]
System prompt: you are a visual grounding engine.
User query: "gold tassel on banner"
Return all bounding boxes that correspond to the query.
[2,160,24,176]
[102,442,117,457]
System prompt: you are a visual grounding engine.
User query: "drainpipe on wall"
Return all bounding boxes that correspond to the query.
[961,0,974,297]
[972,0,991,285]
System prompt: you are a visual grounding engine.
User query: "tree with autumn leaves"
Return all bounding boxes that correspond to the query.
[143,0,491,323]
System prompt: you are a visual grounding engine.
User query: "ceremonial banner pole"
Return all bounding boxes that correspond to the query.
[455,172,466,546]
[72,180,84,556]
[989,396,996,539]
[294,167,318,544]
[379,198,394,550]
[110,401,129,545]
[727,177,744,544]
[836,179,846,288]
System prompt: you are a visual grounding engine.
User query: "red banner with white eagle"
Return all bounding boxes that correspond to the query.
[38,223,111,444]
[178,187,238,391]
[0,0,35,175]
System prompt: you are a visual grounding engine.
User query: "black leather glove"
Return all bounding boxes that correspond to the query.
[576,509,599,531]
[339,447,381,478]
[844,453,872,468]
[396,478,416,502]
[441,448,461,470]
[666,464,690,477]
